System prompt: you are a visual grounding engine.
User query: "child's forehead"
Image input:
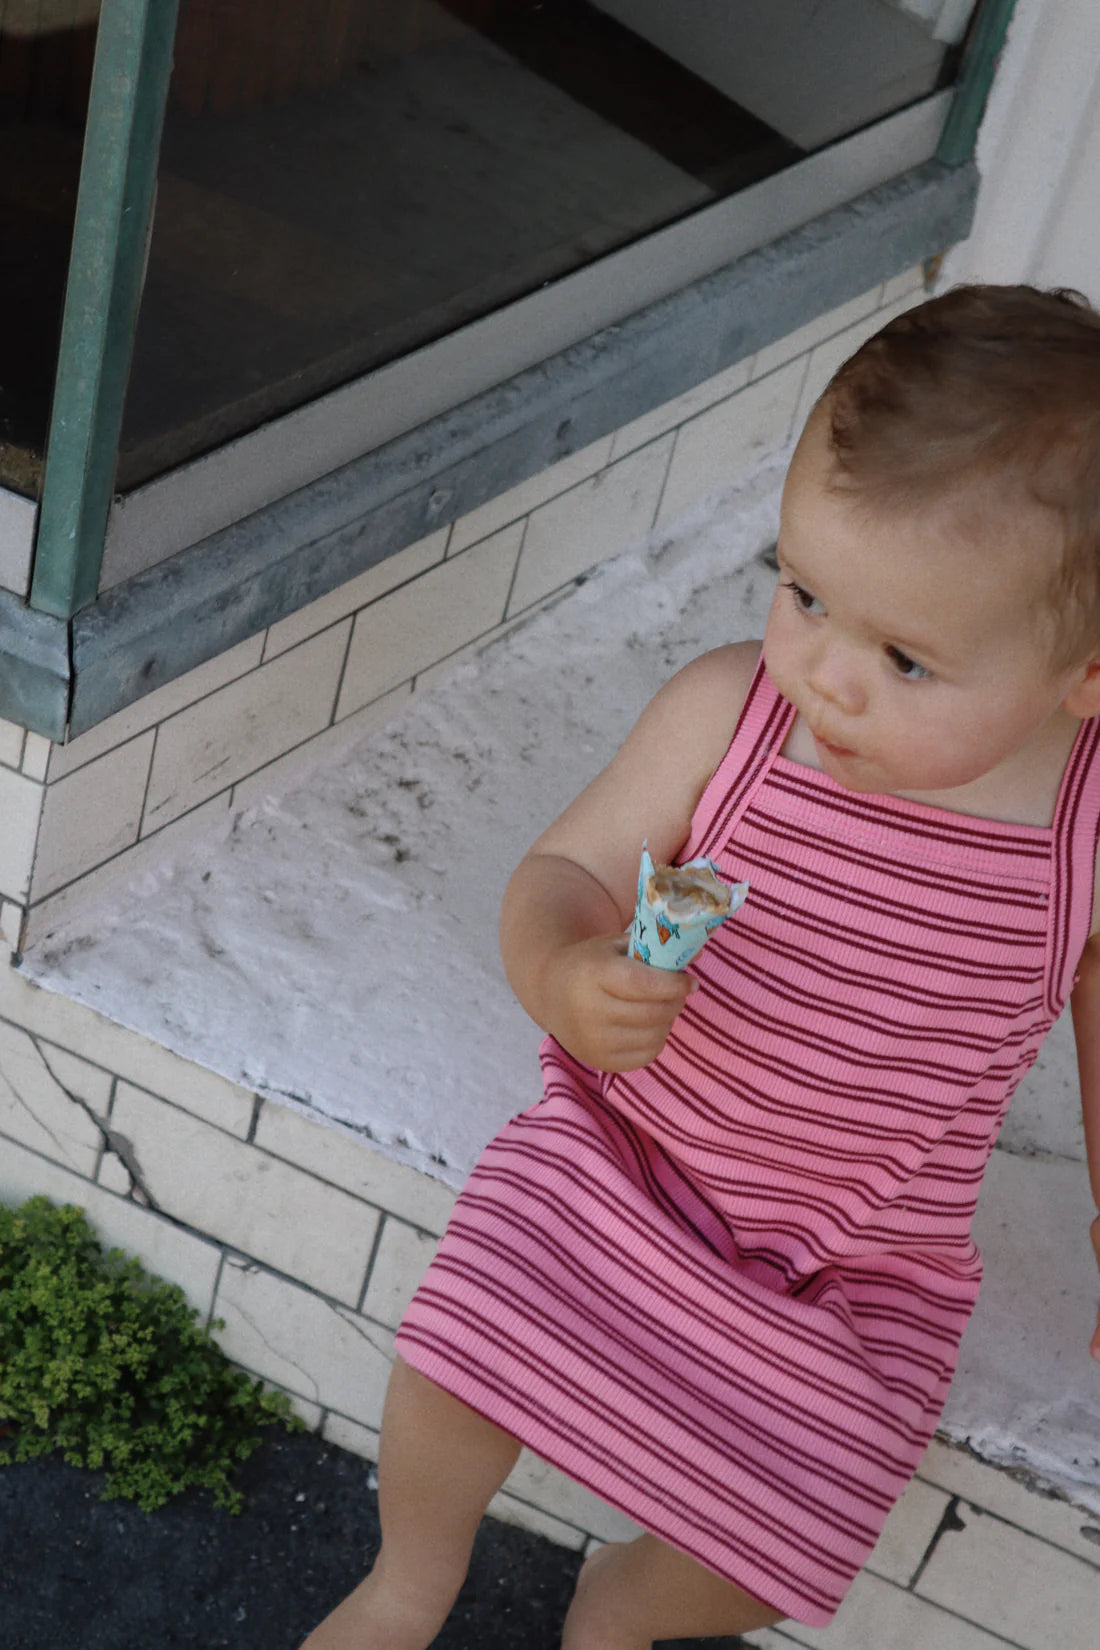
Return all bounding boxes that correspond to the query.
[783,410,1062,573]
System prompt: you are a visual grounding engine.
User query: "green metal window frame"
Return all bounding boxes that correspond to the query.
[3,0,1014,740]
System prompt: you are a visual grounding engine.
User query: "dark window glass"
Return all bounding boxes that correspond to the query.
[0,0,101,497]
[113,0,969,490]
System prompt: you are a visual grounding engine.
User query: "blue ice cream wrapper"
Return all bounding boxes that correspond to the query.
[628,844,749,972]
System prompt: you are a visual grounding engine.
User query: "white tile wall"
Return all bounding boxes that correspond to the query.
[916,1440,1100,1566]
[0,962,257,1136]
[0,718,24,769]
[109,1080,380,1304]
[33,730,155,899]
[607,355,754,462]
[252,1099,457,1234]
[448,433,615,556]
[0,485,35,597]
[0,1019,104,1176]
[213,1255,394,1428]
[20,733,51,782]
[335,524,523,720]
[507,434,675,615]
[0,765,43,904]
[748,1571,1014,1650]
[655,355,808,527]
[143,622,351,832]
[915,1505,1099,1650]
[228,682,414,815]
[47,635,265,782]
[0,1133,223,1320]
[262,527,448,661]
[361,1217,438,1328]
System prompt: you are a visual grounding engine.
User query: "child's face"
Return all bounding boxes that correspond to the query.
[763,414,1081,800]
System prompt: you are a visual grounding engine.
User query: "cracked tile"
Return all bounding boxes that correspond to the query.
[0,1019,103,1175]
[110,1082,380,1304]
[0,1133,222,1319]
[213,1259,393,1427]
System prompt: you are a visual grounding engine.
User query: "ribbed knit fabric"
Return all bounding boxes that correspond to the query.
[395,662,1100,1625]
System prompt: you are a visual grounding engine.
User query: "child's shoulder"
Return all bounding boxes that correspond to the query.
[647,640,762,772]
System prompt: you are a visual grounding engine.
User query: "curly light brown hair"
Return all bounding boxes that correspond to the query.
[821,284,1100,667]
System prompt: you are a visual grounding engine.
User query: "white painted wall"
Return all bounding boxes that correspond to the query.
[939,0,1100,301]
[0,487,35,598]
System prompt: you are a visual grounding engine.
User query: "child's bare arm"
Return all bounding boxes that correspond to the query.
[500,642,759,1071]
[1069,928,1100,1360]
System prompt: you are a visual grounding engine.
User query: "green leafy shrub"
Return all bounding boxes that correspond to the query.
[0,1195,302,1512]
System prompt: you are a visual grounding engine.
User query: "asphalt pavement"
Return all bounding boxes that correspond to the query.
[0,1428,741,1650]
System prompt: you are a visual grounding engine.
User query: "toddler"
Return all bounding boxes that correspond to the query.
[302,285,1100,1650]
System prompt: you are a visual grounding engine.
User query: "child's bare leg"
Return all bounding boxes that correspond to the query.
[299,1355,522,1650]
[561,1533,784,1650]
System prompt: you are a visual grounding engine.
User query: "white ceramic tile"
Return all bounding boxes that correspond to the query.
[322,1410,381,1463]
[916,1498,1100,1650]
[756,1569,1016,1650]
[0,1134,222,1321]
[0,1018,103,1176]
[750,285,885,382]
[229,682,413,814]
[0,766,44,903]
[864,1478,952,1586]
[34,1039,114,1112]
[449,434,615,556]
[213,1256,394,1429]
[336,525,522,720]
[0,718,23,770]
[0,957,255,1135]
[23,789,233,954]
[791,294,926,440]
[143,623,350,833]
[881,266,927,305]
[263,529,448,661]
[0,963,256,1136]
[252,1100,457,1234]
[46,636,265,782]
[362,1218,438,1329]
[96,1148,134,1196]
[20,733,50,782]
[32,732,155,899]
[0,900,24,953]
[918,1439,1100,1567]
[110,1080,380,1306]
[487,1487,587,1550]
[410,587,569,699]
[507,435,674,616]
[608,356,754,461]
[656,356,807,527]
[0,486,34,596]
[502,1449,644,1545]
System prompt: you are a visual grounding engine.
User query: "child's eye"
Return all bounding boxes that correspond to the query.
[781,579,824,617]
[885,645,931,681]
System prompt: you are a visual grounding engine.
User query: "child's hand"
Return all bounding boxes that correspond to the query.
[1091,1215,1100,1362]
[542,933,698,1073]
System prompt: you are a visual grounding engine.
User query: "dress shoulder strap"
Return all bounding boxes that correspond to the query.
[1046,716,1100,1016]
[683,656,794,862]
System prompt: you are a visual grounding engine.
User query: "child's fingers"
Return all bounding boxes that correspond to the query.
[602,953,699,1004]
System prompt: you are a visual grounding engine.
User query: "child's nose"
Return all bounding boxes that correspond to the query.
[806,643,865,715]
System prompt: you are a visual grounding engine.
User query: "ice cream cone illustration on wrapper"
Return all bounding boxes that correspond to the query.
[629,844,748,972]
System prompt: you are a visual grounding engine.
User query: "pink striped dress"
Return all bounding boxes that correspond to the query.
[395,662,1100,1625]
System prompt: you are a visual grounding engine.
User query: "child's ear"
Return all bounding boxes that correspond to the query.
[1063,659,1100,718]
